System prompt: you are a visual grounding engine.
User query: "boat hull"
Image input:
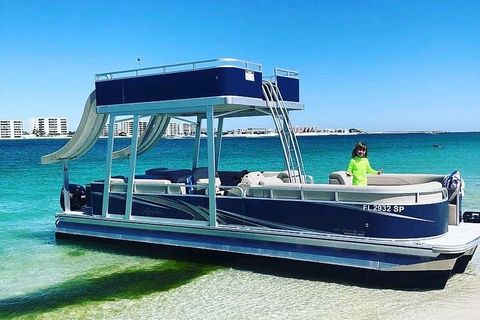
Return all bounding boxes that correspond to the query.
[89,186,449,239]
[55,214,475,289]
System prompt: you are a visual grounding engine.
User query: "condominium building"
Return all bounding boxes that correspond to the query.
[102,120,147,136]
[182,123,196,136]
[166,122,183,137]
[102,122,122,136]
[121,120,147,136]
[30,117,68,136]
[0,120,24,139]
[102,120,199,138]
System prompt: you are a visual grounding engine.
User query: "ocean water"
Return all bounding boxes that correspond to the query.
[1,132,480,319]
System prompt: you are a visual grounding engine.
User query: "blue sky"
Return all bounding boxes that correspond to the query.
[0,0,479,132]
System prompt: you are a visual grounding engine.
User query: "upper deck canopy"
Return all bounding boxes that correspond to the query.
[95,58,303,118]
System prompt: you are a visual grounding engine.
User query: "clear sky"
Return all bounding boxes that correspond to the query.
[0,0,479,132]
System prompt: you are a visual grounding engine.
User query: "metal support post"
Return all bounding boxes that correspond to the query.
[62,160,71,212]
[206,106,217,227]
[215,117,223,169]
[125,115,140,220]
[102,115,116,218]
[192,116,202,170]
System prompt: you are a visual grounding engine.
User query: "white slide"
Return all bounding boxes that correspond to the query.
[112,115,171,159]
[41,90,108,164]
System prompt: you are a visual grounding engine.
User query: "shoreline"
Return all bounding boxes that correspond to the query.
[2,130,479,141]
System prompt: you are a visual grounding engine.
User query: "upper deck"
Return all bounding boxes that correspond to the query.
[94,58,303,118]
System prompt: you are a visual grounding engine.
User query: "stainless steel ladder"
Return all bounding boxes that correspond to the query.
[262,80,306,183]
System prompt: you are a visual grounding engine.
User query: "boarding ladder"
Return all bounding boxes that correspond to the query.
[262,80,306,183]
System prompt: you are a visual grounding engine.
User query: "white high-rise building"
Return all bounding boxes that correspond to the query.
[166,122,182,137]
[30,117,68,136]
[119,120,147,136]
[182,123,196,136]
[103,120,148,136]
[102,122,122,136]
[0,120,24,139]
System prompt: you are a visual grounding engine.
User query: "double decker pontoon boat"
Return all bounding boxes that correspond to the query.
[43,58,480,289]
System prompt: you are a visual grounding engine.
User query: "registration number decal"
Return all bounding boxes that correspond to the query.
[363,204,405,213]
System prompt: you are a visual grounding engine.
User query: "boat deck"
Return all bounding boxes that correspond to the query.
[423,223,480,253]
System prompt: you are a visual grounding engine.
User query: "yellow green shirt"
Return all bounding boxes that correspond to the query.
[347,156,378,186]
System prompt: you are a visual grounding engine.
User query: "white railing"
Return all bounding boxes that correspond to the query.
[243,182,447,204]
[274,67,299,78]
[95,58,262,81]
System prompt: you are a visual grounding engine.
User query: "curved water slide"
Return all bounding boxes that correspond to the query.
[41,90,108,165]
[112,115,171,159]
[42,89,171,164]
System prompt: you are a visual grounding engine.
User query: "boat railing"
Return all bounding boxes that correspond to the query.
[106,178,445,204]
[95,57,262,81]
[242,182,447,204]
[274,67,300,79]
[107,179,245,196]
[262,68,300,88]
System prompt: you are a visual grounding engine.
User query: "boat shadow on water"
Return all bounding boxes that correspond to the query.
[0,230,454,318]
[0,238,218,319]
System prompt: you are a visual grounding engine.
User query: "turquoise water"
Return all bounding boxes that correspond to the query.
[1,133,480,319]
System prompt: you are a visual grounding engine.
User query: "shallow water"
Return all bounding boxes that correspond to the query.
[1,133,480,319]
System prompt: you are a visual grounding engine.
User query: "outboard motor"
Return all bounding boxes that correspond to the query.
[443,170,464,224]
[464,211,480,223]
[60,184,87,211]
[443,170,464,197]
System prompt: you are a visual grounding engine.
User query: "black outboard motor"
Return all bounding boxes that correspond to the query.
[442,170,464,224]
[60,184,87,211]
[464,211,480,223]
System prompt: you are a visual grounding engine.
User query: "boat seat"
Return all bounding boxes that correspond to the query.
[192,167,222,194]
[227,172,283,197]
[134,179,185,194]
[329,171,353,185]
[144,168,192,183]
[368,173,444,186]
[329,171,445,186]
[110,178,128,192]
[218,170,249,186]
[109,178,186,194]
[273,170,303,183]
[240,171,284,186]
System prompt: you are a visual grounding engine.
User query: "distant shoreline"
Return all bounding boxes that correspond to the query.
[2,130,479,141]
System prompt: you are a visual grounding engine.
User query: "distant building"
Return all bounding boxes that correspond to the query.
[293,126,319,133]
[30,117,68,136]
[166,122,183,137]
[0,120,23,139]
[182,123,196,136]
[102,122,122,136]
[120,120,147,136]
[102,120,147,136]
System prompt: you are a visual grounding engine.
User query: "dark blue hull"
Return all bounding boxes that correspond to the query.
[89,184,449,239]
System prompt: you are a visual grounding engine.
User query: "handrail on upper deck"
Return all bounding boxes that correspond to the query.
[95,58,263,81]
[274,67,299,79]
